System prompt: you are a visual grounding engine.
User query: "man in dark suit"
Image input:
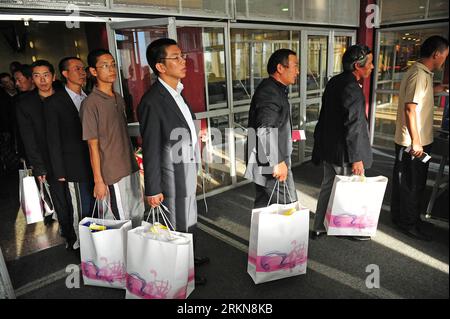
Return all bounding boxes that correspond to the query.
[138,38,208,285]
[311,44,374,240]
[16,60,56,226]
[44,57,95,250]
[245,49,300,208]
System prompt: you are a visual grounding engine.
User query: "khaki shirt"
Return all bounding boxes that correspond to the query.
[394,62,435,147]
[80,86,137,185]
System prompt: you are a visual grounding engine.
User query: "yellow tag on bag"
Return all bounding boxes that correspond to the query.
[281,208,296,216]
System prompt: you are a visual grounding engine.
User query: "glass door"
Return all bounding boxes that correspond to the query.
[175,22,232,193]
[301,32,329,160]
[108,18,177,125]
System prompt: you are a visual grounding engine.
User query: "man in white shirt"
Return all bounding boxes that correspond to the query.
[391,36,449,241]
[138,38,208,285]
[44,57,95,250]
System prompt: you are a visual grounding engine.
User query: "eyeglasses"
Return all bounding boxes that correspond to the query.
[95,63,117,70]
[282,63,299,70]
[32,72,53,80]
[159,54,188,63]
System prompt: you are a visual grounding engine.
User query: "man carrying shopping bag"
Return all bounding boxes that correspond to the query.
[81,49,144,227]
[138,38,208,285]
[311,45,374,241]
[245,49,300,208]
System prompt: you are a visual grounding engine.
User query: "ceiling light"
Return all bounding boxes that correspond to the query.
[282,7,289,12]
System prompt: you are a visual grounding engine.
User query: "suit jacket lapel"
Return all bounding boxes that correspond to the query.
[157,81,190,130]
[62,89,80,116]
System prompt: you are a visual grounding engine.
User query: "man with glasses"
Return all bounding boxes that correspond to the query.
[245,48,299,208]
[138,38,208,285]
[43,57,95,250]
[16,60,58,226]
[80,49,144,227]
[311,45,374,241]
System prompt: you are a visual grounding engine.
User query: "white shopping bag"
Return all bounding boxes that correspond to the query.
[20,174,44,225]
[18,162,32,203]
[324,175,388,237]
[126,205,194,299]
[79,200,132,289]
[247,183,309,284]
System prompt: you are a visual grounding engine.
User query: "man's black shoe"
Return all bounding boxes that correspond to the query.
[310,231,326,240]
[195,275,207,286]
[348,236,371,241]
[44,215,54,226]
[400,227,433,242]
[65,239,74,251]
[194,256,210,266]
[417,220,435,232]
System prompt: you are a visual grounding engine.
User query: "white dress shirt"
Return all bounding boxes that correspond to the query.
[158,78,198,148]
[65,85,87,113]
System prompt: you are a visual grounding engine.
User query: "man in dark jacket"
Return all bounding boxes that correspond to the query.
[311,44,374,240]
[138,38,208,285]
[44,57,95,250]
[245,49,300,208]
[16,60,56,226]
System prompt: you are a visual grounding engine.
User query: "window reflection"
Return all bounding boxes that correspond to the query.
[333,36,352,75]
[198,116,232,193]
[231,29,300,102]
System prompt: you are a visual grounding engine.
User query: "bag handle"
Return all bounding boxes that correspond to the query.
[267,180,295,207]
[159,203,176,231]
[90,198,117,223]
[40,181,55,211]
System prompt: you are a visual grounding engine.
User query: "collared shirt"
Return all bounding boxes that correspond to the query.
[65,85,87,113]
[158,78,198,149]
[80,86,138,185]
[395,61,435,147]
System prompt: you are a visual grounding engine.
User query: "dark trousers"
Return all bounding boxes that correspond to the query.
[391,143,432,230]
[47,180,74,240]
[48,180,94,241]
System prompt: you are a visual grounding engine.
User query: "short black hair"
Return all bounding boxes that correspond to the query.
[0,72,12,81]
[267,49,297,75]
[342,44,372,72]
[420,36,449,58]
[31,60,55,75]
[146,38,178,76]
[13,64,32,79]
[87,49,112,69]
[9,61,22,73]
[59,56,82,79]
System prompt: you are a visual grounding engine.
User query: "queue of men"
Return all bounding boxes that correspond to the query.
[0,35,448,293]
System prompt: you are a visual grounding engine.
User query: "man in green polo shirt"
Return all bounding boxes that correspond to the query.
[80,49,144,226]
[391,36,449,241]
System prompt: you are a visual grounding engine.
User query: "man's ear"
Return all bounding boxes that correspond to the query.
[89,67,97,78]
[155,62,165,75]
[276,63,285,74]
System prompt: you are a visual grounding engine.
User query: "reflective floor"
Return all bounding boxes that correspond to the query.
[0,171,64,262]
